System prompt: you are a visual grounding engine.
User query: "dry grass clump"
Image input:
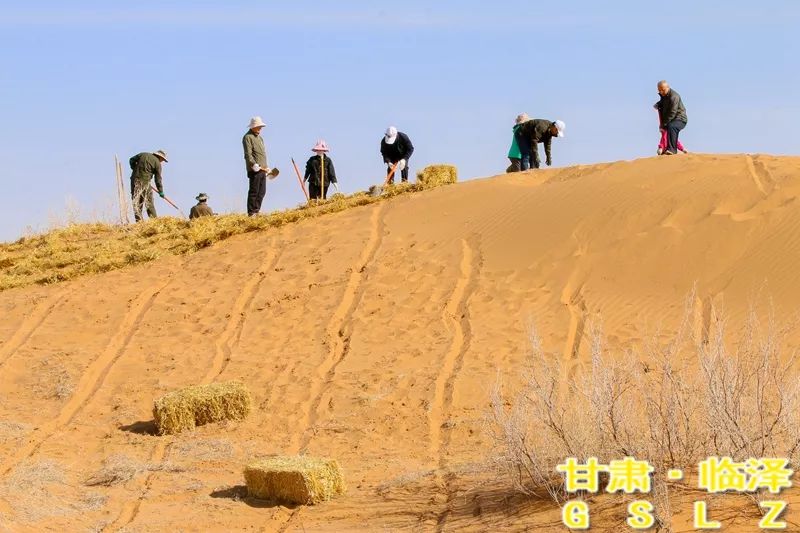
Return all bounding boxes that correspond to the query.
[0,178,455,292]
[416,164,458,187]
[244,456,345,505]
[153,381,252,435]
[84,454,184,487]
[487,296,800,528]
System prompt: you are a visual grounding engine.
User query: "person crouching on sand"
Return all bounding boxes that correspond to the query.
[304,140,337,200]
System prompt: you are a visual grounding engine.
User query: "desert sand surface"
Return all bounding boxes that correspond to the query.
[2,154,800,532]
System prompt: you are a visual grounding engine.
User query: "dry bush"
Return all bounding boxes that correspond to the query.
[487,298,800,529]
[84,454,184,487]
[0,459,72,522]
[0,178,456,291]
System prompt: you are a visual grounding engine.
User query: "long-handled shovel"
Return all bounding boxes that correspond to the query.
[383,162,400,187]
[291,158,310,201]
[151,186,187,218]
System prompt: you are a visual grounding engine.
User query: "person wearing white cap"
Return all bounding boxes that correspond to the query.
[380,126,414,183]
[128,149,168,222]
[304,140,337,200]
[518,119,565,170]
[242,116,274,216]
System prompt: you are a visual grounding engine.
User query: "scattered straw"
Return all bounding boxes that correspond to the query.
[84,454,184,487]
[153,381,252,435]
[0,177,457,292]
[416,164,458,187]
[244,456,345,505]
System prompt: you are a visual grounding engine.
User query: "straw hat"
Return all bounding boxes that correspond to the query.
[248,116,267,129]
[153,150,168,162]
[384,126,398,145]
[196,193,208,201]
[312,140,330,153]
[515,113,529,125]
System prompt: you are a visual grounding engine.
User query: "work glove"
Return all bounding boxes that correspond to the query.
[397,159,407,171]
[158,191,165,198]
[546,158,552,167]
[251,164,261,172]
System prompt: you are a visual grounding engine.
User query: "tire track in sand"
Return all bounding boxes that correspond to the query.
[107,243,283,532]
[431,239,480,531]
[0,283,166,476]
[428,239,478,465]
[292,203,386,454]
[0,287,71,369]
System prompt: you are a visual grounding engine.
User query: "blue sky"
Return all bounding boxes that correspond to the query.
[1,1,798,241]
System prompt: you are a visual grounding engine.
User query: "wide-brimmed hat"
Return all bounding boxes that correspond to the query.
[554,120,566,138]
[153,150,168,162]
[384,126,398,145]
[248,116,267,129]
[515,113,529,125]
[312,140,330,153]
[196,193,208,201]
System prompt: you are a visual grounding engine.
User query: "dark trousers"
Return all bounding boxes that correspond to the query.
[247,170,267,215]
[131,180,157,222]
[387,163,410,184]
[666,120,686,154]
[308,182,330,200]
[507,158,522,173]
[519,142,535,170]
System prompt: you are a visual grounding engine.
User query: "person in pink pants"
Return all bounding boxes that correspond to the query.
[658,128,687,155]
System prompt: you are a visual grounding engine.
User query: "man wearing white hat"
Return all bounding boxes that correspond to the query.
[518,119,565,170]
[380,126,415,184]
[129,149,168,222]
[242,116,274,216]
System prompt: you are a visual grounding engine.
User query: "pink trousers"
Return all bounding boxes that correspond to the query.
[659,128,685,152]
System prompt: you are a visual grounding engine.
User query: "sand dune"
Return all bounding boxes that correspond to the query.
[2,154,800,531]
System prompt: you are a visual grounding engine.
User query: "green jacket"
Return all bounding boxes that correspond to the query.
[508,124,522,159]
[189,202,214,219]
[129,152,163,193]
[242,130,268,173]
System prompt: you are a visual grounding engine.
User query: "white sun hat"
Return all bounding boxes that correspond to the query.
[554,120,566,138]
[248,116,267,129]
[384,126,398,145]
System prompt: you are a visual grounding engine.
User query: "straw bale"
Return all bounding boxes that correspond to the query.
[153,381,252,435]
[416,164,458,188]
[244,456,345,505]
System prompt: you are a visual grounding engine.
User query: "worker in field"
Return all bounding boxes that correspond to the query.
[242,116,277,216]
[189,193,214,219]
[129,149,168,222]
[654,80,688,156]
[507,113,528,172]
[518,119,565,170]
[304,140,337,200]
[380,126,414,184]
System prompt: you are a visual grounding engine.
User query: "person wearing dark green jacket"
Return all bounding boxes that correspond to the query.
[129,150,168,222]
[518,119,565,169]
[243,116,274,216]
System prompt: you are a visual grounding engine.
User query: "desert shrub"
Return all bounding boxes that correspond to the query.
[487,297,800,528]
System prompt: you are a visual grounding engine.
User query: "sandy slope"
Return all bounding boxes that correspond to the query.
[2,154,800,532]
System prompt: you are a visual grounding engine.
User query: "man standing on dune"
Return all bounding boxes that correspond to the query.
[242,116,275,216]
[129,149,168,222]
[655,80,688,156]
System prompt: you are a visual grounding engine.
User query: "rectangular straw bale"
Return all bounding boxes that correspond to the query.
[153,381,252,435]
[416,164,458,188]
[244,456,345,505]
